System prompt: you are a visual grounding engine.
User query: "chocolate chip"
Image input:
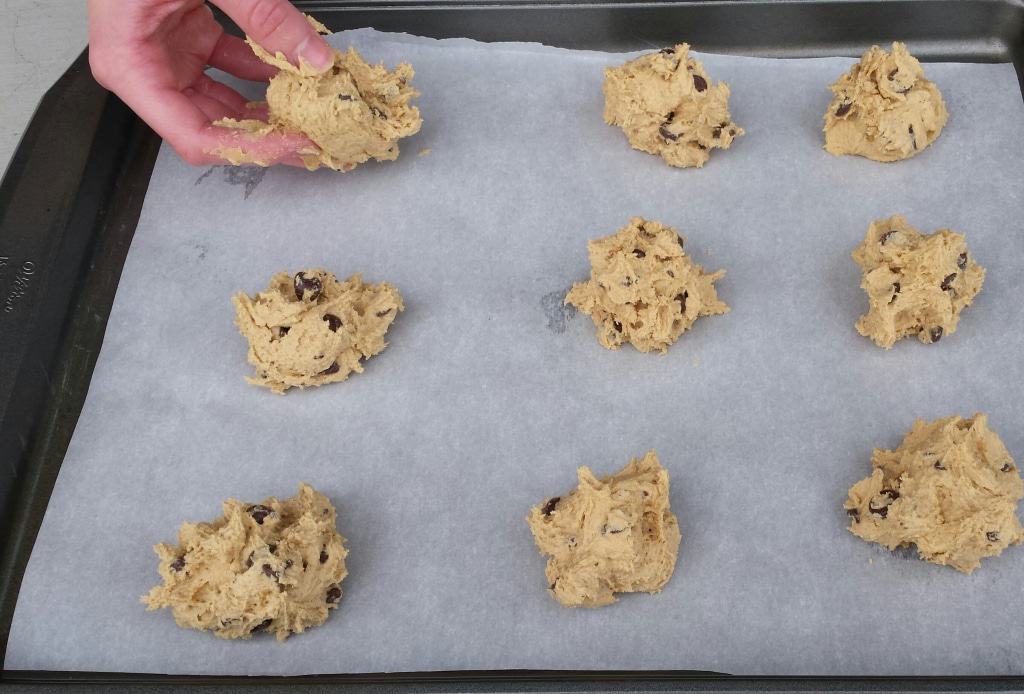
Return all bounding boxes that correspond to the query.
[613,320,623,333]
[602,524,624,535]
[633,248,646,258]
[846,508,860,521]
[929,326,943,343]
[880,488,900,500]
[326,586,342,604]
[338,94,352,101]
[659,125,679,142]
[278,326,290,338]
[170,556,186,572]
[712,127,721,138]
[909,124,917,148]
[284,560,293,570]
[1002,462,1014,473]
[835,102,852,117]
[957,253,968,269]
[246,552,254,568]
[693,74,707,92]
[320,362,340,376]
[262,564,278,579]
[675,292,687,313]
[880,230,898,244]
[376,308,393,317]
[728,128,736,136]
[294,272,322,302]
[659,47,675,54]
[268,544,277,554]
[696,143,707,151]
[541,497,560,516]
[889,282,901,304]
[252,618,273,633]
[323,314,342,332]
[888,68,899,80]
[369,106,387,120]
[868,502,889,518]
[677,235,685,249]
[320,549,329,564]
[987,531,1000,542]
[249,504,273,524]
[940,273,957,291]
[934,460,946,470]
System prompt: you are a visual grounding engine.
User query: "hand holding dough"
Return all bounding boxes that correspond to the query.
[527,451,681,608]
[142,484,348,641]
[844,415,1023,574]
[214,16,422,171]
[824,42,947,162]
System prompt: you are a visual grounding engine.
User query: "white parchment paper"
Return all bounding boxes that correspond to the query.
[7,29,1024,676]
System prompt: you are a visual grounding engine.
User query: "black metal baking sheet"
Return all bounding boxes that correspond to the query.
[1,0,1023,690]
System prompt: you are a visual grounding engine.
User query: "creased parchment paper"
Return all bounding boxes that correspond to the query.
[6,29,1024,676]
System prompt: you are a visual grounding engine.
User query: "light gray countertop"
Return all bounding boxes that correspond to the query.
[0,0,87,177]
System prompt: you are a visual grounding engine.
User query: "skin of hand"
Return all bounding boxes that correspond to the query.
[88,0,335,167]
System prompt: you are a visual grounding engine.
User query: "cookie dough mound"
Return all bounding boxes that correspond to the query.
[824,42,947,162]
[214,16,421,171]
[527,451,681,608]
[603,44,744,168]
[142,484,348,640]
[565,217,729,353]
[233,269,404,394]
[852,214,984,348]
[844,415,1023,574]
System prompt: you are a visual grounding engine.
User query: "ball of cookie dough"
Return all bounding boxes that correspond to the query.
[233,269,404,394]
[851,214,984,349]
[565,217,729,353]
[142,484,348,640]
[213,16,422,171]
[844,414,1023,574]
[603,44,744,168]
[824,42,948,162]
[527,451,681,608]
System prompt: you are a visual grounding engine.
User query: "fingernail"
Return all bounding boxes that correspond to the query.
[297,37,333,71]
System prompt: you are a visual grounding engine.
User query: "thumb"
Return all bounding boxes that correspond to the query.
[212,0,333,71]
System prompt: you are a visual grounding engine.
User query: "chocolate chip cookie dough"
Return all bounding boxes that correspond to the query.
[213,16,422,171]
[142,484,348,640]
[603,44,744,168]
[527,451,681,608]
[844,415,1023,574]
[565,217,729,353]
[233,269,403,394]
[824,42,948,162]
[852,215,984,348]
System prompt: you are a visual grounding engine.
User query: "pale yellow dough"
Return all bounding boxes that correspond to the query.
[527,451,681,608]
[565,217,729,353]
[142,484,348,641]
[844,415,1023,574]
[852,214,984,348]
[603,44,744,168]
[233,269,403,394]
[824,42,947,162]
[213,16,422,171]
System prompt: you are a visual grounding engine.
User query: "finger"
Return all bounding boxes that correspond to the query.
[208,33,277,81]
[212,0,333,70]
[192,73,249,113]
[183,87,238,122]
[122,83,314,167]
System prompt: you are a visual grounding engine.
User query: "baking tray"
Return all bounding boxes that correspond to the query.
[1,0,1023,690]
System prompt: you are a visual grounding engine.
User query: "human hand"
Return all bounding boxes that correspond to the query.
[88,0,334,167]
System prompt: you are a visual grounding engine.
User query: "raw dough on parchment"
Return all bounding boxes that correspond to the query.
[565,217,729,353]
[527,451,681,608]
[142,484,348,641]
[213,16,421,171]
[603,44,744,168]
[844,414,1023,574]
[824,42,947,162]
[851,214,984,348]
[232,269,403,394]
